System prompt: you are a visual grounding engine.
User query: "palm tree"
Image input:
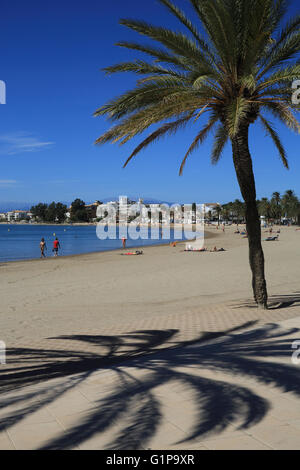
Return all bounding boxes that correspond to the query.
[282,189,300,221]
[95,0,300,308]
[214,204,222,225]
[270,191,282,223]
[232,198,246,224]
[258,197,272,223]
[220,204,231,223]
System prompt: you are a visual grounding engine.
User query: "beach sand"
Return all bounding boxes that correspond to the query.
[1,224,300,359]
[1,224,300,450]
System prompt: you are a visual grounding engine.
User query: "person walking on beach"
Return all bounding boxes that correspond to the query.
[53,237,61,257]
[40,238,47,258]
[122,236,127,249]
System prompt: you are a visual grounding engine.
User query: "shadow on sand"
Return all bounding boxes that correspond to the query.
[1,320,300,449]
[233,292,300,310]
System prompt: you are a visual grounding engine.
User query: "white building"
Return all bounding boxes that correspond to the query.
[6,210,30,222]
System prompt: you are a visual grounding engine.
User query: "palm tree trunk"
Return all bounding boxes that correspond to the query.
[231,124,268,309]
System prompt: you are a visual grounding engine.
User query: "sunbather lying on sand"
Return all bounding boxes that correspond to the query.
[121,250,144,255]
[264,236,279,241]
[185,247,207,252]
[210,246,226,252]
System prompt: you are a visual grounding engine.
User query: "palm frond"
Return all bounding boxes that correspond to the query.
[260,101,300,133]
[123,113,195,168]
[96,92,208,146]
[268,0,290,33]
[259,114,289,168]
[179,114,218,175]
[158,0,216,63]
[261,12,300,67]
[94,79,190,121]
[226,97,249,138]
[257,64,300,91]
[119,19,216,74]
[189,1,228,58]
[258,31,300,80]
[241,0,292,76]
[102,61,186,80]
[115,41,188,69]
[189,0,234,69]
[211,124,228,164]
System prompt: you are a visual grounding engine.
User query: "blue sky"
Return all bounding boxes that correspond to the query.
[0,0,299,207]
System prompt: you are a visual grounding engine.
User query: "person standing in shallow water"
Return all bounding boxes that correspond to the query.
[53,237,61,257]
[40,238,47,258]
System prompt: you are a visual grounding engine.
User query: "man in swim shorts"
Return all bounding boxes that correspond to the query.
[40,238,47,258]
[53,237,61,257]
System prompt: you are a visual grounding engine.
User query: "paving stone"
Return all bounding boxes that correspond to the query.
[7,422,65,450]
[202,435,272,450]
[0,431,15,450]
[249,424,300,450]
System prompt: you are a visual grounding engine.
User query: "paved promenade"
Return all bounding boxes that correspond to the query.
[1,297,300,450]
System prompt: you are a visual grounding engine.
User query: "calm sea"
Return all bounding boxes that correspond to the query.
[0,224,192,262]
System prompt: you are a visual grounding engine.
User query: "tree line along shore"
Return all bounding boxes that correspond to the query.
[1,190,299,226]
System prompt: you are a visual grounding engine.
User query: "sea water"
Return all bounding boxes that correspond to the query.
[0,224,195,262]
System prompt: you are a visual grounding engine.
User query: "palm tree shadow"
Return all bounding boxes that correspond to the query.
[233,292,300,310]
[48,329,180,357]
[1,322,300,449]
[267,292,300,310]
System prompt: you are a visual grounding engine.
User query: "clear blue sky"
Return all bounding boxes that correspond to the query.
[0,0,299,207]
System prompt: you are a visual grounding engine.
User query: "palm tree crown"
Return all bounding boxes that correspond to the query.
[95,0,300,172]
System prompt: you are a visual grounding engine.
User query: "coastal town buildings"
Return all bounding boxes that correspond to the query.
[0,200,219,225]
[3,210,32,222]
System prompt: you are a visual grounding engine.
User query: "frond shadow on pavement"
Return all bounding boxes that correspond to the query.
[1,321,300,449]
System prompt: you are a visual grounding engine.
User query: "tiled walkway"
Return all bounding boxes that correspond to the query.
[1,300,300,450]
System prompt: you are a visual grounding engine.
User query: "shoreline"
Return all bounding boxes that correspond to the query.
[0,222,206,228]
[0,230,218,266]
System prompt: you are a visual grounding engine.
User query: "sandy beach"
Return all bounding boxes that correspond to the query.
[1,225,300,450]
[1,225,300,353]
